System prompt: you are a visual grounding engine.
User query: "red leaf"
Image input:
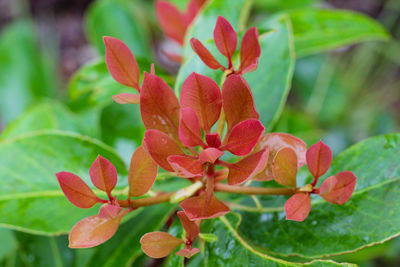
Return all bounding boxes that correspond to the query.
[56,172,98,209]
[199,148,224,164]
[222,75,259,130]
[155,1,186,45]
[227,148,269,185]
[103,36,140,90]
[112,93,139,104]
[144,130,185,172]
[177,211,199,241]
[183,0,206,26]
[128,145,158,197]
[205,133,221,148]
[319,171,357,205]
[89,155,118,195]
[253,133,307,180]
[167,155,204,178]
[98,204,122,219]
[180,194,230,220]
[179,107,204,147]
[176,247,200,258]
[190,38,224,70]
[180,73,222,132]
[140,231,183,258]
[306,140,332,179]
[69,207,128,248]
[272,147,297,187]
[239,27,261,74]
[285,193,311,222]
[214,16,237,64]
[222,119,264,156]
[140,72,181,141]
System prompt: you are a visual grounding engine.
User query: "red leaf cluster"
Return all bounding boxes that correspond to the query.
[191,16,261,74]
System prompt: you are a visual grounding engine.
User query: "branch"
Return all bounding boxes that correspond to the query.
[214,183,295,195]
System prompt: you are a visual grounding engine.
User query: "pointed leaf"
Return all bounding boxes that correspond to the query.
[167,155,204,178]
[179,107,204,147]
[190,38,224,70]
[155,1,186,45]
[205,133,221,148]
[56,172,98,209]
[306,140,332,179]
[180,194,230,220]
[227,148,269,185]
[180,72,222,132]
[176,247,200,258]
[140,72,181,140]
[144,130,185,172]
[69,208,128,248]
[285,193,311,222]
[103,36,140,89]
[128,146,158,197]
[177,211,199,241]
[222,75,259,130]
[89,155,118,194]
[222,119,264,156]
[199,148,224,164]
[112,93,139,104]
[140,231,183,258]
[214,16,237,62]
[272,147,298,187]
[239,27,261,74]
[183,0,206,26]
[254,133,307,180]
[319,171,357,205]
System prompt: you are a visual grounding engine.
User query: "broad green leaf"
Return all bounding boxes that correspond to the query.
[175,0,250,92]
[0,229,16,260]
[0,130,127,235]
[68,59,133,110]
[222,133,400,259]
[254,0,318,12]
[0,101,96,140]
[85,0,151,57]
[13,232,72,267]
[0,20,59,125]
[85,204,176,267]
[204,215,354,266]
[244,14,295,129]
[288,9,390,58]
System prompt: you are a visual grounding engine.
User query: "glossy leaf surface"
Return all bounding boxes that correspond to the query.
[128,145,158,197]
[140,231,183,258]
[0,130,126,235]
[289,9,390,57]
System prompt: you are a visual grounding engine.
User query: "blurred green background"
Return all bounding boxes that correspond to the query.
[0,0,399,266]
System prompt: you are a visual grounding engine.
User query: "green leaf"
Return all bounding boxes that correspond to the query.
[1,101,96,140]
[0,229,16,260]
[288,9,390,58]
[84,203,176,267]
[204,215,354,266]
[221,133,400,259]
[85,0,151,57]
[174,0,251,92]
[254,0,319,12]
[0,20,59,125]
[0,130,127,235]
[13,233,72,267]
[244,14,295,129]
[68,59,133,110]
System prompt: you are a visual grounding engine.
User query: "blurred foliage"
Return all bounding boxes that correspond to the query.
[0,0,399,266]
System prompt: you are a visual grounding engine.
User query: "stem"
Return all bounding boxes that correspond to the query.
[118,192,173,208]
[215,183,295,195]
